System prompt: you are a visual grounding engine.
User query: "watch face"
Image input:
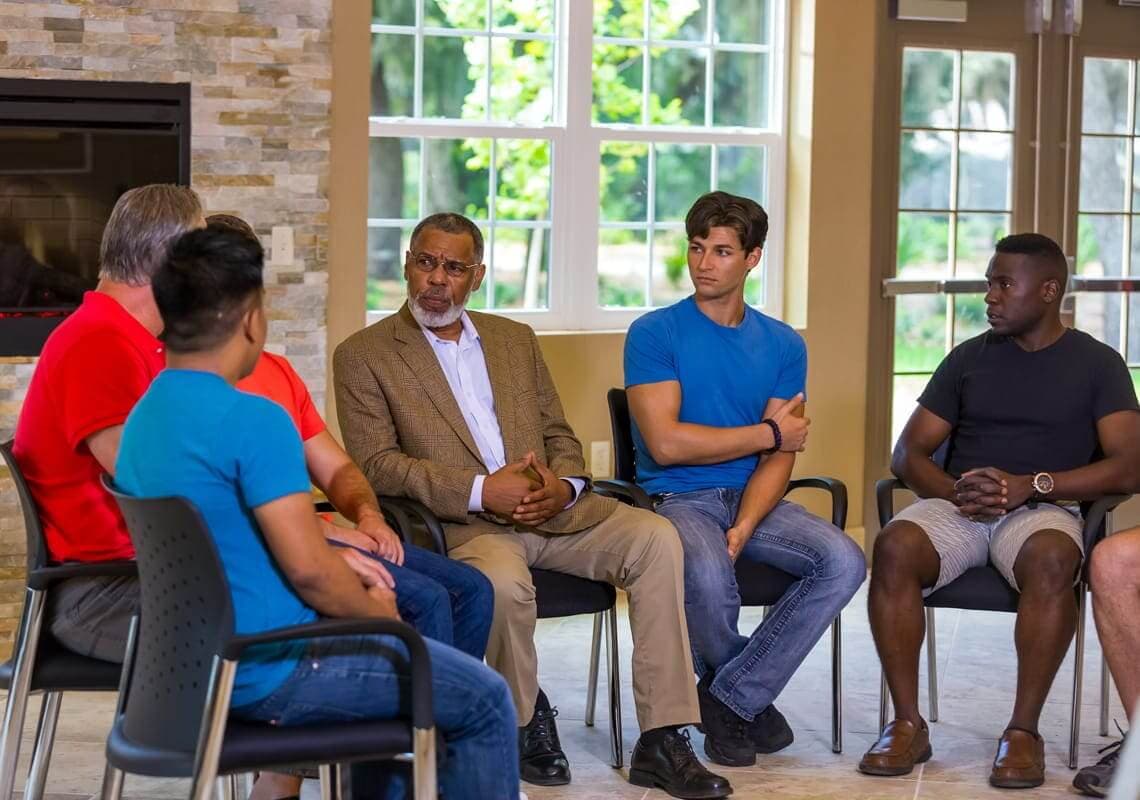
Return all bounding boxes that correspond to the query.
[1034,473,1055,494]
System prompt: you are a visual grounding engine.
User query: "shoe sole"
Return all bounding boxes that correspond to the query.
[754,731,794,755]
[628,768,732,799]
[1072,775,1110,798]
[857,743,932,777]
[989,775,1045,790]
[703,737,757,768]
[520,773,571,787]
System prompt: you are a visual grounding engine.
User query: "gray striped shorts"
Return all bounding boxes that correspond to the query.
[893,498,1084,594]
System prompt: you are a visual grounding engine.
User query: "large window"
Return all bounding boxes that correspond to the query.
[368,0,788,329]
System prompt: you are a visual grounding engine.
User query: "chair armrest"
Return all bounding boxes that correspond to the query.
[379,496,448,555]
[784,476,849,530]
[27,559,138,591]
[223,618,433,730]
[593,479,654,510]
[875,477,908,529]
[1082,494,1132,553]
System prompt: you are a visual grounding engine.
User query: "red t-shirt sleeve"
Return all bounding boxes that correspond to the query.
[54,332,155,451]
[281,357,326,441]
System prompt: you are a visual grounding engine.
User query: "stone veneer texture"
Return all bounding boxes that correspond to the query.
[0,0,333,655]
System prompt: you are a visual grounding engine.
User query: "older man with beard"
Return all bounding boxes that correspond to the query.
[332,213,731,799]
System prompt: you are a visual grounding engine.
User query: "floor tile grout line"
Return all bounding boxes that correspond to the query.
[911,763,924,799]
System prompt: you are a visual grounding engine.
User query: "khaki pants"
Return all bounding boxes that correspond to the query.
[447,502,700,732]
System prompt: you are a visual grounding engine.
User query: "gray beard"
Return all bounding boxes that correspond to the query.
[409,293,466,329]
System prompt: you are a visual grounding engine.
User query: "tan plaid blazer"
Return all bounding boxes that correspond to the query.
[333,304,618,543]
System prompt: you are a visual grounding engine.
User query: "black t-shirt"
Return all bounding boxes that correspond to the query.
[918,329,1139,478]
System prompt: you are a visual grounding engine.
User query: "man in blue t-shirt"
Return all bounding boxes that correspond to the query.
[116,228,519,800]
[624,191,866,768]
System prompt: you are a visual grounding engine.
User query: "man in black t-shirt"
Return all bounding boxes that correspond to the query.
[858,233,1140,790]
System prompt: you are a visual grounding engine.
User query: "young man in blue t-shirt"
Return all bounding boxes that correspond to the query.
[116,228,519,799]
[624,191,866,767]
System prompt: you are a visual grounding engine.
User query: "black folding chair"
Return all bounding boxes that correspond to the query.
[0,440,135,800]
[874,477,1130,769]
[598,388,849,753]
[102,480,438,800]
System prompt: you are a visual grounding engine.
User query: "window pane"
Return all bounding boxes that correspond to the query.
[422,36,480,118]
[595,0,644,38]
[491,38,554,124]
[713,51,769,128]
[495,139,551,221]
[422,138,489,218]
[1129,294,1140,364]
[650,47,707,126]
[892,373,932,447]
[650,0,706,42]
[1081,58,1130,135]
[369,137,419,219]
[1133,216,1140,275]
[598,228,648,307]
[1075,291,1121,352]
[960,51,1014,132]
[744,264,763,306]
[716,145,767,204]
[896,212,950,277]
[1079,137,1129,212]
[371,34,415,117]
[901,48,957,129]
[374,0,415,26]
[899,130,953,210]
[955,213,1008,277]
[1134,141,1140,211]
[426,0,486,29]
[1132,369,1140,398]
[655,143,711,221]
[491,227,549,309]
[493,0,554,33]
[952,294,988,346]
[958,132,1011,211]
[894,294,948,373]
[599,141,649,222]
[593,44,644,124]
[651,228,690,306]
[367,226,412,311]
[1077,214,1125,276]
[716,0,769,45]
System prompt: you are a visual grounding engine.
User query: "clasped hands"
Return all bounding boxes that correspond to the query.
[952,467,1033,521]
[482,450,572,527]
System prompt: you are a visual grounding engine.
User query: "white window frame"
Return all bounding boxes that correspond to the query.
[367,0,791,331]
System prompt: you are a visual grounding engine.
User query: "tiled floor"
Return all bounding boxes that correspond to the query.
[2,584,1128,799]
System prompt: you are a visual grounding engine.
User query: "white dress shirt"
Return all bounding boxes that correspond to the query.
[420,313,584,512]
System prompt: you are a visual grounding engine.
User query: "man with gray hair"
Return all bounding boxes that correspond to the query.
[13,184,205,662]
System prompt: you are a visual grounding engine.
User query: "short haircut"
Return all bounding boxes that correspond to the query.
[153,228,264,353]
[99,184,203,285]
[409,212,484,263]
[205,213,257,242]
[685,191,769,252]
[994,233,1069,291]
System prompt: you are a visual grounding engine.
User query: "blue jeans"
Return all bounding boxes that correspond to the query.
[335,543,493,659]
[656,490,866,721]
[233,633,519,800]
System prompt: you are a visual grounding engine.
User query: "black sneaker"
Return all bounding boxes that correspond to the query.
[629,728,733,800]
[696,674,756,767]
[1073,724,1127,798]
[518,689,570,786]
[747,704,794,753]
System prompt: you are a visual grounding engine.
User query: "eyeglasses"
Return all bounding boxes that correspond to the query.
[408,251,482,278]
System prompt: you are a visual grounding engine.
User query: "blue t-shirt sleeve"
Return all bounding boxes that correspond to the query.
[772,330,808,400]
[624,313,678,388]
[230,398,312,509]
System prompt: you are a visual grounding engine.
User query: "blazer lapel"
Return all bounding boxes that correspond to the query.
[470,313,519,463]
[393,305,485,467]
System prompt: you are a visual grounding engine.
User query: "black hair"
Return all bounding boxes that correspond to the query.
[153,227,264,353]
[685,191,769,252]
[994,233,1068,291]
[409,212,485,263]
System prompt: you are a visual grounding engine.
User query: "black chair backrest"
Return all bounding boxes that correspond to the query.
[1,439,51,575]
[607,388,636,483]
[104,483,235,759]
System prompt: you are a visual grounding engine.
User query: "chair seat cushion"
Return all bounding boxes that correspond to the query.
[531,568,616,619]
[924,566,1020,612]
[0,636,123,692]
[734,561,797,607]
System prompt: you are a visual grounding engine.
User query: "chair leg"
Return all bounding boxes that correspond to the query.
[0,587,47,800]
[585,612,603,728]
[24,691,62,800]
[925,607,939,723]
[605,605,623,769]
[215,775,238,800]
[878,669,889,732]
[413,726,439,800]
[830,615,842,754]
[319,765,335,800]
[99,762,125,800]
[1070,587,1087,770]
[1099,652,1111,736]
[189,659,237,800]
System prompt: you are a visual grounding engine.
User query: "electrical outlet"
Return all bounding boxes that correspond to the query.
[271,225,294,266]
[590,440,612,478]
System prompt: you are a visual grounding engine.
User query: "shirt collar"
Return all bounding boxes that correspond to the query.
[422,311,481,349]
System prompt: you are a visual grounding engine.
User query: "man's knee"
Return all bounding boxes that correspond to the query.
[479,564,536,621]
[826,527,868,592]
[872,520,936,578]
[1015,531,1082,594]
[1090,531,1140,595]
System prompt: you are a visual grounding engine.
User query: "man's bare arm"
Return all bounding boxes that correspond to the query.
[86,425,124,476]
[890,406,956,502]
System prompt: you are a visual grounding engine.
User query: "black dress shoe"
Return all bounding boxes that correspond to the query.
[629,728,733,800]
[747,704,794,754]
[518,689,570,786]
[696,674,755,767]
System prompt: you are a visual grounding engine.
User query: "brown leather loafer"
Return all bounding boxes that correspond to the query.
[858,719,932,777]
[990,728,1045,789]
